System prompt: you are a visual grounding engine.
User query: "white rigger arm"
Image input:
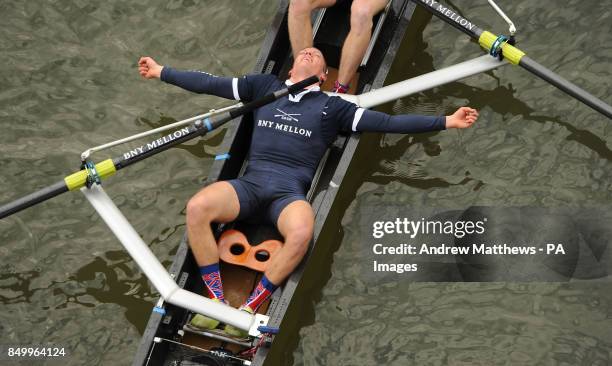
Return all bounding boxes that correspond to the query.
[333,55,507,108]
[81,184,268,337]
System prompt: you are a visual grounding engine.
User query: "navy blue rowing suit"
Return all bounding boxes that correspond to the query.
[161,68,446,225]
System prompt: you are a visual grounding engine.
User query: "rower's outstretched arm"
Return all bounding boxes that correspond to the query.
[160,68,237,99]
[327,97,478,133]
[352,109,447,133]
[138,56,276,102]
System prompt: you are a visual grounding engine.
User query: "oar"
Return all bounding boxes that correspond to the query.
[412,0,612,119]
[0,75,320,220]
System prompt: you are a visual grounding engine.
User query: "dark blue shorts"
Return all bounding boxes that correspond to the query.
[227,171,307,226]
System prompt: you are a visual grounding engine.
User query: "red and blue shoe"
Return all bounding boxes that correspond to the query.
[332,80,350,94]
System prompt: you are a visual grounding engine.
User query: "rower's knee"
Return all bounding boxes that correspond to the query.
[350,0,376,33]
[284,225,313,258]
[186,195,215,225]
[289,0,316,17]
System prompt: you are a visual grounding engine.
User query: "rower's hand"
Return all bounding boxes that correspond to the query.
[445,107,479,129]
[138,57,163,79]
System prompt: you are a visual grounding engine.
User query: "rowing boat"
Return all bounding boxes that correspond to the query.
[132,1,419,365]
[0,0,608,364]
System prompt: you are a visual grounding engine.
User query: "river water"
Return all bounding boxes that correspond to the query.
[1,0,610,365]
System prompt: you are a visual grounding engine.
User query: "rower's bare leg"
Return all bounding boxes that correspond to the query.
[227,200,313,336]
[266,200,314,284]
[337,0,389,86]
[186,182,240,329]
[288,0,337,56]
[186,181,240,267]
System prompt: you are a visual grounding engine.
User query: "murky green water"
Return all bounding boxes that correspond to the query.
[0,0,610,365]
[0,1,277,364]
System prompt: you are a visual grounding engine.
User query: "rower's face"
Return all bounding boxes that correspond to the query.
[292,47,327,77]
